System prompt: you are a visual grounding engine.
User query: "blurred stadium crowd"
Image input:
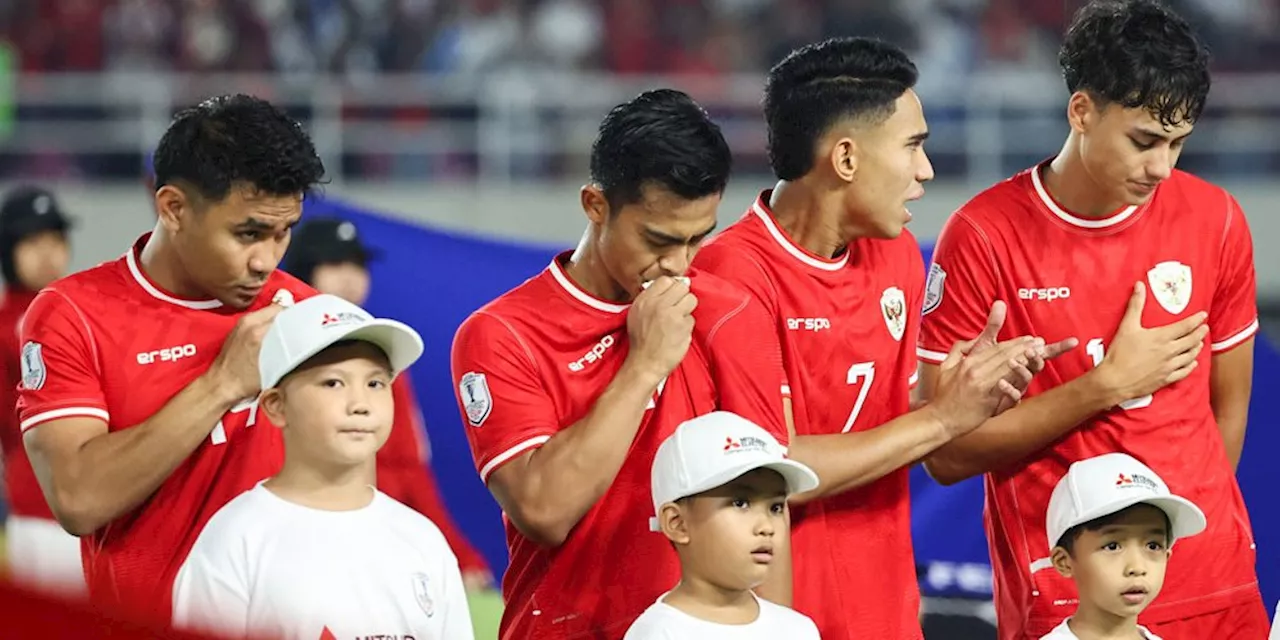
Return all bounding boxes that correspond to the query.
[5,0,1280,76]
[7,0,1280,74]
[5,1,1280,183]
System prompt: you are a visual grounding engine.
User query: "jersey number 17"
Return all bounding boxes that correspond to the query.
[210,398,261,445]
[1086,338,1153,410]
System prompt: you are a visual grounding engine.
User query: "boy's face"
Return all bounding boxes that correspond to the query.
[669,468,789,591]
[262,342,395,469]
[1052,504,1171,618]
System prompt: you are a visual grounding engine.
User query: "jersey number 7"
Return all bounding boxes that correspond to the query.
[1086,338,1153,410]
[841,361,876,432]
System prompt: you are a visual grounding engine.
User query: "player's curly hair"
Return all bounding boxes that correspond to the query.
[1059,0,1211,127]
[153,94,326,203]
[589,89,731,211]
[764,37,918,181]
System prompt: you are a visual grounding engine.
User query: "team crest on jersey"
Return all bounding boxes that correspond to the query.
[1146,261,1192,314]
[20,341,46,391]
[881,287,907,341]
[411,572,435,617]
[923,263,946,315]
[459,371,492,427]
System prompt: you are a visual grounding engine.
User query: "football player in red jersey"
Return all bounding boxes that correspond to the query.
[691,37,1066,640]
[17,94,326,624]
[451,89,793,640]
[283,216,493,591]
[0,186,80,596]
[918,1,1268,638]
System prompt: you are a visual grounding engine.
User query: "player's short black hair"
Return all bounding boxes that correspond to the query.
[153,94,326,204]
[764,37,918,181]
[1056,504,1172,556]
[1059,0,1211,127]
[589,89,731,211]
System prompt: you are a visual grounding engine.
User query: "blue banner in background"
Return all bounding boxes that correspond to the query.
[303,197,1278,611]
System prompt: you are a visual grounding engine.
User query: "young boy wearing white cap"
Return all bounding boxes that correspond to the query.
[1037,453,1207,640]
[625,411,821,639]
[171,294,475,640]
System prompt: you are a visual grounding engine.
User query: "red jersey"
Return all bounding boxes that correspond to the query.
[918,166,1260,639]
[377,372,489,574]
[693,192,926,640]
[15,235,316,623]
[0,577,267,640]
[450,253,789,640]
[0,288,54,519]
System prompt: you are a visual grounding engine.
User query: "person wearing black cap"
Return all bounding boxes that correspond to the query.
[0,185,81,596]
[282,216,494,591]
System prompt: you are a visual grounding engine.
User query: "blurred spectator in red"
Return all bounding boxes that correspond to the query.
[0,576,265,640]
[0,186,81,597]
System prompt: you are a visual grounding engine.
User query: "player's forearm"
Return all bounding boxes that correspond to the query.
[504,362,661,546]
[786,407,951,502]
[1212,405,1248,471]
[52,373,242,534]
[1210,346,1253,471]
[923,372,1117,486]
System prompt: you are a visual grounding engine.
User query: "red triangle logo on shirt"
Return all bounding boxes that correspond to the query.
[319,626,339,640]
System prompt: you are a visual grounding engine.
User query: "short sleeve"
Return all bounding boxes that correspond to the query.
[917,213,1002,363]
[1208,195,1258,353]
[171,538,251,638]
[693,242,781,316]
[451,311,559,483]
[692,244,790,402]
[16,289,109,432]
[704,295,790,446]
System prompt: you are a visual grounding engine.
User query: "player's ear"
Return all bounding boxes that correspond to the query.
[828,136,858,183]
[1051,546,1074,578]
[153,184,193,234]
[660,503,691,546]
[260,387,287,429]
[1066,91,1096,134]
[580,184,610,226]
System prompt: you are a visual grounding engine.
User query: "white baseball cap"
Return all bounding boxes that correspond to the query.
[649,411,818,532]
[1044,453,1206,556]
[259,294,424,390]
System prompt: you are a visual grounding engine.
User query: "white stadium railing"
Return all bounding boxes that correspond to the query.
[6,71,1280,186]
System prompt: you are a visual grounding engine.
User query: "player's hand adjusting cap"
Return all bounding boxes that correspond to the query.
[259,294,423,390]
[649,411,818,532]
[1044,452,1206,556]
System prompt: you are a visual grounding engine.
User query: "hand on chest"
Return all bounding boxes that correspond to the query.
[1008,255,1204,334]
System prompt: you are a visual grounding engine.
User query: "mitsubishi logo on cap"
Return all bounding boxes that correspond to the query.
[723,435,769,453]
[1115,471,1159,490]
[320,311,364,327]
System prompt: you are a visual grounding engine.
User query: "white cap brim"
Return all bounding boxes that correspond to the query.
[262,318,424,389]
[648,457,819,532]
[1057,494,1207,551]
